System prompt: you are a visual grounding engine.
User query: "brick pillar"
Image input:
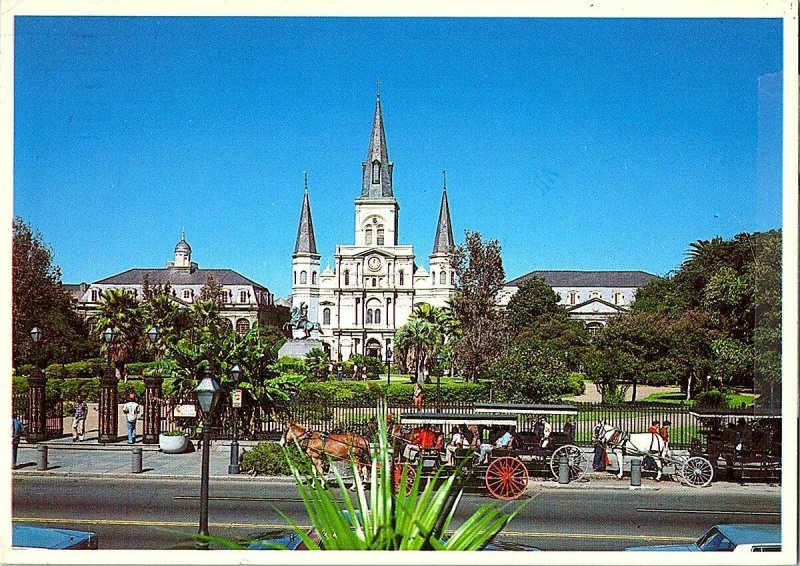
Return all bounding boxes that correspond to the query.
[98,366,119,443]
[26,370,48,443]
[143,374,163,444]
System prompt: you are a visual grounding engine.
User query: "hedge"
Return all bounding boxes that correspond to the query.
[12,376,146,403]
[239,441,311,476]
[298,380,490,405]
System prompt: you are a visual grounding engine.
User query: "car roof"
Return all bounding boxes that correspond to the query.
[12,524,96,549]
[713,524,781,545]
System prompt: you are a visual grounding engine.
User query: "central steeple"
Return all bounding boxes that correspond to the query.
[360,92,394,198]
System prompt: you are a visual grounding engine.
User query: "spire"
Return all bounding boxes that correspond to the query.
[294,174,319,256]
[432,172,454,255]
[361,92,394,198]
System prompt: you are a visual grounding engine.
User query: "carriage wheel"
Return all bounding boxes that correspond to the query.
[393,462,415,494]
[485,457,529,500]
[549,445,589,481]
[680,456,714,487]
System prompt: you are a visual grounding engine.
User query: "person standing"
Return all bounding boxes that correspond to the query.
[72,396,88,442]
[122,393,141,444]
[12,416,23,469]
[413,382,424,411]
[647,420,660,434]
[659,420,671,445]
[592,420,607,471]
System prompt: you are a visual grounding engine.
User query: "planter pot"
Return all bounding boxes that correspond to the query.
[159,433,189,454]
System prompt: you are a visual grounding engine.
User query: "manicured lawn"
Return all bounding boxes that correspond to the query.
[640,390,755,408]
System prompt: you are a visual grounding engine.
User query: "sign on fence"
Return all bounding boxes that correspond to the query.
[232,389,243,408]
[173,404,197,418]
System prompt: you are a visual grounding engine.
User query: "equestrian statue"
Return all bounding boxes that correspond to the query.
[283,301,322,339]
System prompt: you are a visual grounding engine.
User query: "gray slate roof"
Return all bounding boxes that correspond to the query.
[432,187,454,255]
[294,184,319,256]
[507,270,656,288]
[94,268,268,290]
[360,95,394,198]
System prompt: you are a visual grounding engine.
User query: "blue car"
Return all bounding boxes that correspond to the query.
[625,524,780,553]
[12,524,99,550]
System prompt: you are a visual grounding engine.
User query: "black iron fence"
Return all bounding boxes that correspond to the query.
[156,398,702,449]
[13,393,64,440]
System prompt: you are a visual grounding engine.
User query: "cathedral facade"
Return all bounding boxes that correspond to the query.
[291,95,455,361]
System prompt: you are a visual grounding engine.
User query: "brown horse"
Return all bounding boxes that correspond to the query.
[280,422,371,482]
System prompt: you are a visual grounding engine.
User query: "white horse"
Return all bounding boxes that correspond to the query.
[600,424,669,482]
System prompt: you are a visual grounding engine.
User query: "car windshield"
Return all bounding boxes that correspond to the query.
[696,528,735,551]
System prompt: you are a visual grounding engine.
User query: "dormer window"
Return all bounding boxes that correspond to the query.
[372,160,381,183]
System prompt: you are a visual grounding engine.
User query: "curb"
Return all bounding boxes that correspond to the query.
[12,470,298,483]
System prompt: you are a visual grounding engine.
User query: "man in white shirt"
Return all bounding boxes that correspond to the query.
[446,426,468,466]
[540,416,553,449]
[122,394,141,444]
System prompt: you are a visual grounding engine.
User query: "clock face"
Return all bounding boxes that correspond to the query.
[368,256,382,271]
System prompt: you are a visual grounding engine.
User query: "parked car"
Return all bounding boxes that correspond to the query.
[625,524,780,553]
[12,524,99,550]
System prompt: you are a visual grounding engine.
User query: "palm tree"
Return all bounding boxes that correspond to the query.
[95,288,143,376]
[304,347,331,381]
[394,318,437,384]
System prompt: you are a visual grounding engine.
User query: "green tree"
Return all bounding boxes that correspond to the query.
[304,347,331,381]
[450,231,506,382]
[199,274,225,305]
[490,339,571,402]
[12,217,95,367]
[505,277,564,330]
[394,318,438,383]
[95,288,144,374]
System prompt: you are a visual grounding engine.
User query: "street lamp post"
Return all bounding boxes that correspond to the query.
[228,363,242,475]
[386,348,393,387]
[27,326,48,443]
[194,366,220,549]
[98,327,118,443]
[143,327,162,444]
[434,352,443,412]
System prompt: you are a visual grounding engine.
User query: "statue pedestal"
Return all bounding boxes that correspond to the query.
[278,339,325,360]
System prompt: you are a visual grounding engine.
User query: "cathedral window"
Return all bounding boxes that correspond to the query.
[294,271,297,285]
[377,227,384,246]
[344,270,350,286]
[372,161,381,183]
[323,308,331,325]
[366,309,373,324]
[355,298,360,324]
[399,271,404,286]
[365,229,373,245]
[431,272,436,285]
[236,318,250,335]
[300,271,307,285]
[312,271,317,285]
[439,271,446,285]
[372,278,377,287]
[374,309,381,324]
[450,271,454,285]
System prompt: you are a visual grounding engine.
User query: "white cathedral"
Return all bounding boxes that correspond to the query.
[291,94,455,361]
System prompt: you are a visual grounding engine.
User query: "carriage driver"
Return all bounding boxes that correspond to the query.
[478,425,514,464]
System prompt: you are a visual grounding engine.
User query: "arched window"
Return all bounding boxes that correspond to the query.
[366,309,373,324]
[372,278,377,287]
[431,272,436,285]
[312,271,317,285]
[376,227,384,246]
[293,271,297,285]
[365,229,373,245]
[372,161,381,183]
[323,308,331,325]
[374,309,381,324]
[300,271,307,284]
[399,270,404,286]
[450,271,454,285]
[236,318,250,336]
[439,271,446,285]
[344,270,350,286]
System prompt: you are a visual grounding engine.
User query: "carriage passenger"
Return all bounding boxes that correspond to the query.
[563,419,575,443]
[647,420,660,434]
[540,416,552,449]
[478,426,514,464]
[446,426,468,466]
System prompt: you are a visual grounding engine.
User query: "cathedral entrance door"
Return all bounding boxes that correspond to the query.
[365,339,382,360]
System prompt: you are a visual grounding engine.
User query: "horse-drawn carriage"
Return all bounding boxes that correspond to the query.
[391,404,588,500]
[687,407,781,485]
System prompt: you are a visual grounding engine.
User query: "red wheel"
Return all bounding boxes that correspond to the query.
[484,456,529,500]
[393,462,415,494]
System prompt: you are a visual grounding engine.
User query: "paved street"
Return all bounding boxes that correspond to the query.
[12,440,781,551]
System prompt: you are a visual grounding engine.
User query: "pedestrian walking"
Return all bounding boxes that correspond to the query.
[592,420,607,471]
[72,396,88,442]
[12,416,23,469]
[659,420,671,445]
[122,393,141,444]
[413,382,424,411]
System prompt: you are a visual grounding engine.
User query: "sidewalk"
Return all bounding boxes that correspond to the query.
[12,436,682,486]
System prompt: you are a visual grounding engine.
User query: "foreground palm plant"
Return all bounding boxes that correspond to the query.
[278,410,524,550]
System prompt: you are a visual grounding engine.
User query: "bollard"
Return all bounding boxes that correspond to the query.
[630,458,642,487]
[132,446,143,474]
[558,455,570,484]
[36,445,48,471]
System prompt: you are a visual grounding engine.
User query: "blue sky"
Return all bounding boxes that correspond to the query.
[14,17,783,298]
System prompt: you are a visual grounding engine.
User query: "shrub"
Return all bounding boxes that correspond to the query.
[12,376,29,395]
[693,388,727,409]
[566,372,587,396]
[161,429,187,437]
[240,441,309,476]
[601,388,626,406]
[44,359,105,380]
[58,379,100,402]
[118,380,145,399]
